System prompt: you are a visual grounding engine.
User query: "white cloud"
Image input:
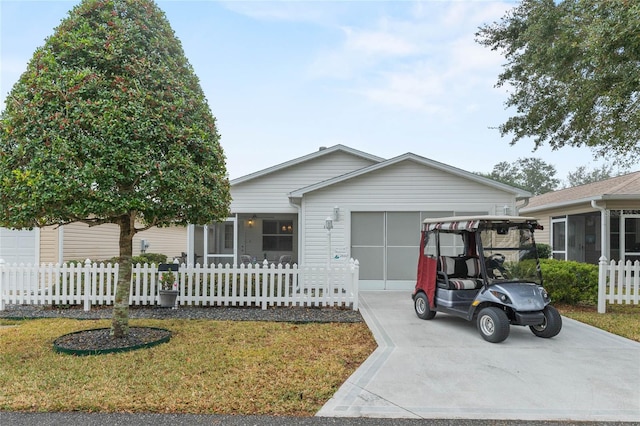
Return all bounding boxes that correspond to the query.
[342,26,418,57]
[308,1,514,114]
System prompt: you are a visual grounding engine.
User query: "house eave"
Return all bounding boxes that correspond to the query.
[521,194,640,213]
[289,153,531,198]
[230,144,385,186]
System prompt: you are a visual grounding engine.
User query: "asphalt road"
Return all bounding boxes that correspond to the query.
[0,413,635,426]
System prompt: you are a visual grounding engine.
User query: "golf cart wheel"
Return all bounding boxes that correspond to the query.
[414,292,436,320]
[477,307,510,343]
[530,305,562,338]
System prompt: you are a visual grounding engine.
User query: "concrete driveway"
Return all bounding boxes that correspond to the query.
[318,291,640,422]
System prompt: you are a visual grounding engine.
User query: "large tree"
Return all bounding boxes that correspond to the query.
[0,0,230,337]
[476,0,640,164]
[479,157,560,195]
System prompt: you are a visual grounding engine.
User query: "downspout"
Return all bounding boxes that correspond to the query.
[516,198,529,215]
[57,225,64,264]
[591,200,607,260]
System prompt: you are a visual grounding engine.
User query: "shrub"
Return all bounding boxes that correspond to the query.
[540,259,598,305]
[536,243,551,259]
[133,253,167,265]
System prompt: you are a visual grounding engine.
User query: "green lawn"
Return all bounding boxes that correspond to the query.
[0,318,376,415]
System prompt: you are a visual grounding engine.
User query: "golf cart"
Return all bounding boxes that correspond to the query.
[412,215,561,343]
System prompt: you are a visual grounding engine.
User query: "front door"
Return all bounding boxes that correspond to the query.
[568,216,585,262]
[192,218,237,266]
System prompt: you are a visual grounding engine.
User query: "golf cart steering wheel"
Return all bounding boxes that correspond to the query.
[486,253,506,278]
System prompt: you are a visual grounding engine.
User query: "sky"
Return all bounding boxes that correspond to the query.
[0,0,618,184]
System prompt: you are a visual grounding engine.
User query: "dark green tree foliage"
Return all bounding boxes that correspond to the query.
[565,164,625,187]
[0,0,230,337]
[480,157,560,195]
[476,0,640,163]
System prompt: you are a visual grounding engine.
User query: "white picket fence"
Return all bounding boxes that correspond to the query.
[0,259,359,311]
[598,256,640,313]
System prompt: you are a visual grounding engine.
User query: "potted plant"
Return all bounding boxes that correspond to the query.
[158,269,179,308]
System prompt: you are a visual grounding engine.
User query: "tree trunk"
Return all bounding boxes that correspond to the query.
[111,213,136,338]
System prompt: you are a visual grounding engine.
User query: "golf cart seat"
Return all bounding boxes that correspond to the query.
[437,256,482,290]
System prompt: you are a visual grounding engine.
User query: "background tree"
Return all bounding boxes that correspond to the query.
[476,0,640,165]
[564,164,626,188]
[479,157,560,195]
[0,0,230,338]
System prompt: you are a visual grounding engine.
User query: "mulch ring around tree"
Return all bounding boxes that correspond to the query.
[53,327,171,356]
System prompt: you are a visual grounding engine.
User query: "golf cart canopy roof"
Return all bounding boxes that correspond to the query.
[422,215,540,232]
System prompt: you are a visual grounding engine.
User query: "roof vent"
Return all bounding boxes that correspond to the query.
[319,146,327,151]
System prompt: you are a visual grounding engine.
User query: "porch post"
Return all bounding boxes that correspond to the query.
[591,200,608,260]
[187,224,195,265]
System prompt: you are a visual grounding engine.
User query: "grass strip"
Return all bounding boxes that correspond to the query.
[557,303,640,342]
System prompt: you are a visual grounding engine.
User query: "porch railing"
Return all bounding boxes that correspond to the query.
[0,259,359,311]
[598,256,640,313]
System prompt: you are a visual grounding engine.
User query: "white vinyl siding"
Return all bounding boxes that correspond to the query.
[230,151,377,213]
[300,160,512,268]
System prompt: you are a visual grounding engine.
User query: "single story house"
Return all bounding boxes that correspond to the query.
[520,171,640,264]
[188,145,530,290]
[1,145,530,290]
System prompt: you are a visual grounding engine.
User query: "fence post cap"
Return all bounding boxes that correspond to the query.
[84,258,92,265]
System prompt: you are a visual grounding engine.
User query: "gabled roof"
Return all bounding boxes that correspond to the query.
[289,152,531,198]
[230,144,384,185]
[521,171,640,213]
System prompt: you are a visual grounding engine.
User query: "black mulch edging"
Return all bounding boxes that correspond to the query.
[53,327,171,356]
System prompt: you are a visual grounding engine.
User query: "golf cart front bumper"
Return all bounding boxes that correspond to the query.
[512,311,545,326]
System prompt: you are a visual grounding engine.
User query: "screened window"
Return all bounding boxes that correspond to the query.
[262,220,293,251]
[224,224,233,249]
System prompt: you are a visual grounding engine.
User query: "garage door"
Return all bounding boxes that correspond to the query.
[351,212,424,290]
[351,211,487,290]
[0,228,38,265]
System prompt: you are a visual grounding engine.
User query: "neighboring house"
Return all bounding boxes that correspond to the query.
[0,223,186,265]
[187,145,531,290]
[0,227,39,265]
[520,171,640,264]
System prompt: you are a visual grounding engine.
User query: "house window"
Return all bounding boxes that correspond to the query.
[262,220,293,251]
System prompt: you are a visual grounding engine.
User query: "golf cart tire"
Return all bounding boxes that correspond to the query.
[477,307,510,343]
[414,292,436,320]
[530,305,562,338]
